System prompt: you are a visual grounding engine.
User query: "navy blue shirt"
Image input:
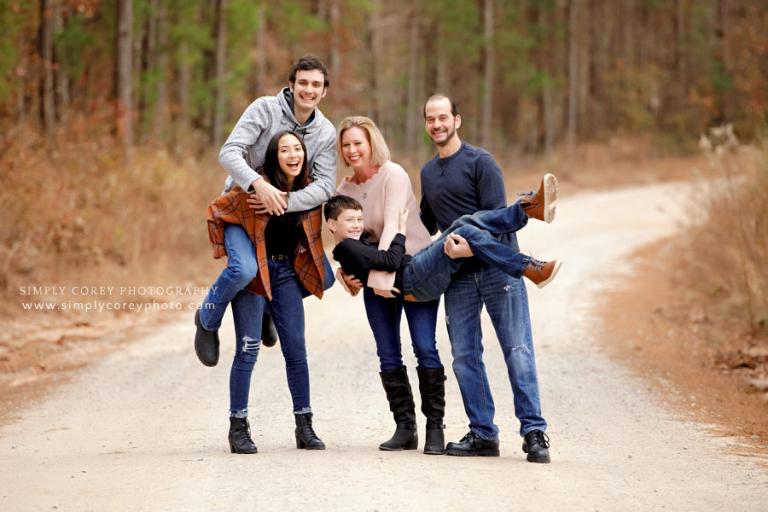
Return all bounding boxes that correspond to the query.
[420,142,519,271]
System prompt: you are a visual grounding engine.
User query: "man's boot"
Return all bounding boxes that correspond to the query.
[261,309,278,347]
[520,173,557,223]
[417,366,447,455]
[379,366,418,451]
[194,309,220,367]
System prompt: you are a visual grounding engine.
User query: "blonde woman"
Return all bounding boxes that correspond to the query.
[335,116,446,455]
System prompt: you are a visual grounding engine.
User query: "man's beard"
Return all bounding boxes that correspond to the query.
[433,124,456,147]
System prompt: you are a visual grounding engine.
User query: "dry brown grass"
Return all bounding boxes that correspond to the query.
[0,121,223,318]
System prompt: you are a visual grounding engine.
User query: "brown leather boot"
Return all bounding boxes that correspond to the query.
[520,173,557,223]
[523,258,562,288]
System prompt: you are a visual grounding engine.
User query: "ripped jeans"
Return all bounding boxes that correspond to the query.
[228,259,312,418]
[444,265,547,439]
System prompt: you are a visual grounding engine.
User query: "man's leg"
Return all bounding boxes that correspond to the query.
[443,273,500,456]
[480,266,550,462]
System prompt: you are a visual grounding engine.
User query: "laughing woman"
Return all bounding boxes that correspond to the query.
[206,130,327,453]
[335,116,446,455]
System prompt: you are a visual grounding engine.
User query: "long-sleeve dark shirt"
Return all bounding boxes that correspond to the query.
[332,233,410,291]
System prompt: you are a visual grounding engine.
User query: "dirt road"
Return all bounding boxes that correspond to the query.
[2,183,766,511]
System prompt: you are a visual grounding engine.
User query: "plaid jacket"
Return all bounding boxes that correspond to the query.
[206,187,325,300]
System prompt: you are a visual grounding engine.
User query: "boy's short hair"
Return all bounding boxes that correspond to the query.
[324,195,363,221]
[288,55,330,87]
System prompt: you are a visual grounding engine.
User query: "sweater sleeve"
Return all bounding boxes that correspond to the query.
[218,98,270,192]
[367,163,411,290]
[475,153,507,211]
[286,123,338,212]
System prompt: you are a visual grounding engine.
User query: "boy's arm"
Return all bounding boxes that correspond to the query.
[337,235,407,274]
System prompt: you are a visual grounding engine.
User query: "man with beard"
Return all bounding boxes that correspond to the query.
[419,94,551,463]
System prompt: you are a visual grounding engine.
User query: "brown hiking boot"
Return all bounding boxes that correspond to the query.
[520,173,557,223]
[523,258,562,288]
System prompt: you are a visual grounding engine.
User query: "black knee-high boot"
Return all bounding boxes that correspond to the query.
[417,366,447,455]
[379,366,418,451]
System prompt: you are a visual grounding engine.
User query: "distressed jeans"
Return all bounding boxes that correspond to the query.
[229,259,313,417]
[403,203,531,302]
[444,264,547,439]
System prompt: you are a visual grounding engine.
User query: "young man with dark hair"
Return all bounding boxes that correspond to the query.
[419,94,552,463]
[194,55,337,366]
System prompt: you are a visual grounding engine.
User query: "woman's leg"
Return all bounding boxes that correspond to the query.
[228,290,265,417]
[268,259,325,449]
[362,288,405,371]
[200,224,259,331]
[403,299,442,369]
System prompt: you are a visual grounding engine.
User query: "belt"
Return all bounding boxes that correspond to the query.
[268,254,291,261]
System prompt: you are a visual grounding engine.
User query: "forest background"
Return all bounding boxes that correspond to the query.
[0,0,766,416]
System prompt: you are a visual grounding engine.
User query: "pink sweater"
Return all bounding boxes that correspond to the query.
[337,160,432,291]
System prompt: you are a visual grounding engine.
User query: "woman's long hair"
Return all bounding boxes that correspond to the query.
[262,130,310,192]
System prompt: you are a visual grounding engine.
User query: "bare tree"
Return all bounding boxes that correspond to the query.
[39,0,56,135]
[211,0,227,147]
[404,13,421,154]
[116,0,133,157]
[566,0,580,148]
[480,0,494,149]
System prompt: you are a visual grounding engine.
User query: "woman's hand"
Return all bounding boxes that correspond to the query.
[443,233,474,259]
[337,268,362,296]
[398,208,409,234]
[247,179,288,215]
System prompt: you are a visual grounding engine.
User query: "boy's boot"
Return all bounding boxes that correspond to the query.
[523,259,562,288]
[521,173,557,223]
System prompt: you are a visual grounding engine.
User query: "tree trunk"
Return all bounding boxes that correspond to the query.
[366,0,382,122]
[39,0,56,135]
[566,0,580,148]
[251,3,267,97]
[404,13,421,154]
[329,0,341,78]
[480,0,494,149]
[52,0,69,117]
[211,0,227,148]
[139,0,158,142]
[116,0,133,157]
[153,0,169,142]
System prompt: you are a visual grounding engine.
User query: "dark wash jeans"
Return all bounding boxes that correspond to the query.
[403,203,532,302]
[362,288,441,371]
[228,259,316,418]
[200,224,335,331]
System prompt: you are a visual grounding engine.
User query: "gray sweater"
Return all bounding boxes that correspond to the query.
[219,87,337,213]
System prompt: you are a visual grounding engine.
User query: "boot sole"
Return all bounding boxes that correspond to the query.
[542,173,557,224]
[445,448,500,457]
[536,260,562,289]
[379,444,418,451]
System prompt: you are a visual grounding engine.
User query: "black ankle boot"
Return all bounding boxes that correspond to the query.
[295,412,325,450]
[379,366,418,451]
[194,310,220,367]
[261,309,278,348]
[228,417,258,454]
[417,366,447,455]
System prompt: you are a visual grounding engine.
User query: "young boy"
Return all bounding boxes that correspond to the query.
[325,174,562,302]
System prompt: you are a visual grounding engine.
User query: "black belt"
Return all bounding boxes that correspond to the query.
[268,254,291,261]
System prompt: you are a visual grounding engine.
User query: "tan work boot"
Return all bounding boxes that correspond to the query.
[523,258,562,288]
[521,173,557,223]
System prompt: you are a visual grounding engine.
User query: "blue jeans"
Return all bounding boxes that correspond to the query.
[444,264,547,439]
[229,259,313,417]
[200,224,335,331]
[404,203,531,301]
[362,288,441,371]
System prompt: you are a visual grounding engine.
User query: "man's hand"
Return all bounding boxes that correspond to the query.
[398,208,409,233]
[443,233,474,259]
[337,268,363,296]
[247,178,288,215]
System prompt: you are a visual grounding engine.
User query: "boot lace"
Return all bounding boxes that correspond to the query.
[529,430,550,448]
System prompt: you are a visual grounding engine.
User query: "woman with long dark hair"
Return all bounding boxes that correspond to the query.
[204,130,328,453]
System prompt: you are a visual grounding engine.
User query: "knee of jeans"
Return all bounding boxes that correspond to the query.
[235,335,261,364]
[228,259,258,287]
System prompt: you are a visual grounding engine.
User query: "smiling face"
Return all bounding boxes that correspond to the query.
[276,133,305,184]
[328,207,364,242]
[290,69,327,114]
[340,126,372,171]
[424,97,461,147]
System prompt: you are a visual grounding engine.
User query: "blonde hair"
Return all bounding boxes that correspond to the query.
[337,116,391,169]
